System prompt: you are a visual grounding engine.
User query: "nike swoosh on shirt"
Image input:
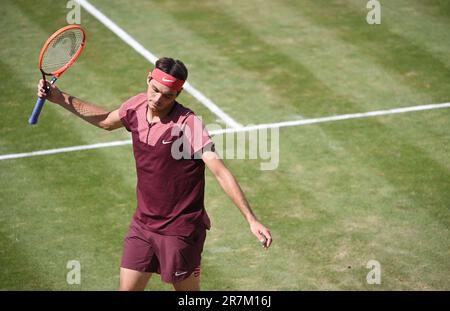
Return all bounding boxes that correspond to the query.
[162,140,173,144]
[162,77,175,82]
[175,271,188,276]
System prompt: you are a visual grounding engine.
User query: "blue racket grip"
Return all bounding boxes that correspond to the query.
[28,96,46,125]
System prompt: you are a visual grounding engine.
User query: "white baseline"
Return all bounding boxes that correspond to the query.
[1,102,449,161]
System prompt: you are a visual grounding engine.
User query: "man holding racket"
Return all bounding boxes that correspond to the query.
[36,57,272,291]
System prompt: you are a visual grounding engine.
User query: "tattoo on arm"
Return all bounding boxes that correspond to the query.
[59,94,110,128]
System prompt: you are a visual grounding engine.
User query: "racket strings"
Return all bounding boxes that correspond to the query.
[41,29,84,74]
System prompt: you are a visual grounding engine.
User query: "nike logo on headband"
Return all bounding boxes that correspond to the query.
[152,68,185,91]
[162,77,175,83]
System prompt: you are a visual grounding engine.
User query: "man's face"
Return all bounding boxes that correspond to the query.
[146,76,179,112]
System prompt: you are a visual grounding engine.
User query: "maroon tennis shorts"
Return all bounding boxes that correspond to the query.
[120,220,207,283]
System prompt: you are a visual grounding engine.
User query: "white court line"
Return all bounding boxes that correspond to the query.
[75,0,241,129]
[212,102,450,135]
[1,102,449,161]
[0,141,132,161]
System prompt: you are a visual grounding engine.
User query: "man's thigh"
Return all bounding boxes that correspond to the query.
[118,267,152,291]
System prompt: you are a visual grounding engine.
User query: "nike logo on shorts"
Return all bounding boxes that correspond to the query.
[175,271,188,276]
[162,140,173,144]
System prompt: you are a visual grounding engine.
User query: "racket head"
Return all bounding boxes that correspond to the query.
[38,25,86,78]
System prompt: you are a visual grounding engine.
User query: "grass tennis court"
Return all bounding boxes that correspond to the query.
[1,0,449,290]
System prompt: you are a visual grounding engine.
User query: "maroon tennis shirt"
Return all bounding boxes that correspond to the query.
[119,93,213,237]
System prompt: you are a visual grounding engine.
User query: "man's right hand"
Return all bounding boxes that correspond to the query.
[37,79,64,104]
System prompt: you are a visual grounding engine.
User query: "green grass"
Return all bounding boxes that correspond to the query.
[0,0,449,290]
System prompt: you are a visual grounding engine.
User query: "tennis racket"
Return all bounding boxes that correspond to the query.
[29,25,86,125]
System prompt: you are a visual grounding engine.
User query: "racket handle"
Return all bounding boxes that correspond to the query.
[28,96,46,125]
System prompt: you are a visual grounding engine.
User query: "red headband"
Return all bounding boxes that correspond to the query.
[151,68,185,91]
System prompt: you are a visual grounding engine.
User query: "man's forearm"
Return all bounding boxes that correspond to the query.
[215,169,258,224]
[54,92,110,129]
[204,155,272,248]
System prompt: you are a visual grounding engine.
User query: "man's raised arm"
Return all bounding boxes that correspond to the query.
[37,79,123,131]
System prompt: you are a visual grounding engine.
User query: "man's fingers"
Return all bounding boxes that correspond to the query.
[265,235,272,248]
[260,235,267,245]
[37,80,46,95]
[37,86,47,98]
[251,223,272,249]
[38,79,46,89]
[258,230,272,249]
[38,79,50,91]
[37,79,52,98]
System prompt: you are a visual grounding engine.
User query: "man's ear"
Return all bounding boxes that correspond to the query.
[176,88,183,97]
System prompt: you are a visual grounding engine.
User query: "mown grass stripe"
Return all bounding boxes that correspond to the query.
[280,0,450,104]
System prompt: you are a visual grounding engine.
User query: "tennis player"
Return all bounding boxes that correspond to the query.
[36,57,272,291]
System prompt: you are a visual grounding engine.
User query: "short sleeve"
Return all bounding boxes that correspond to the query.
[182,114,215,156]
[118,95,140,132]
